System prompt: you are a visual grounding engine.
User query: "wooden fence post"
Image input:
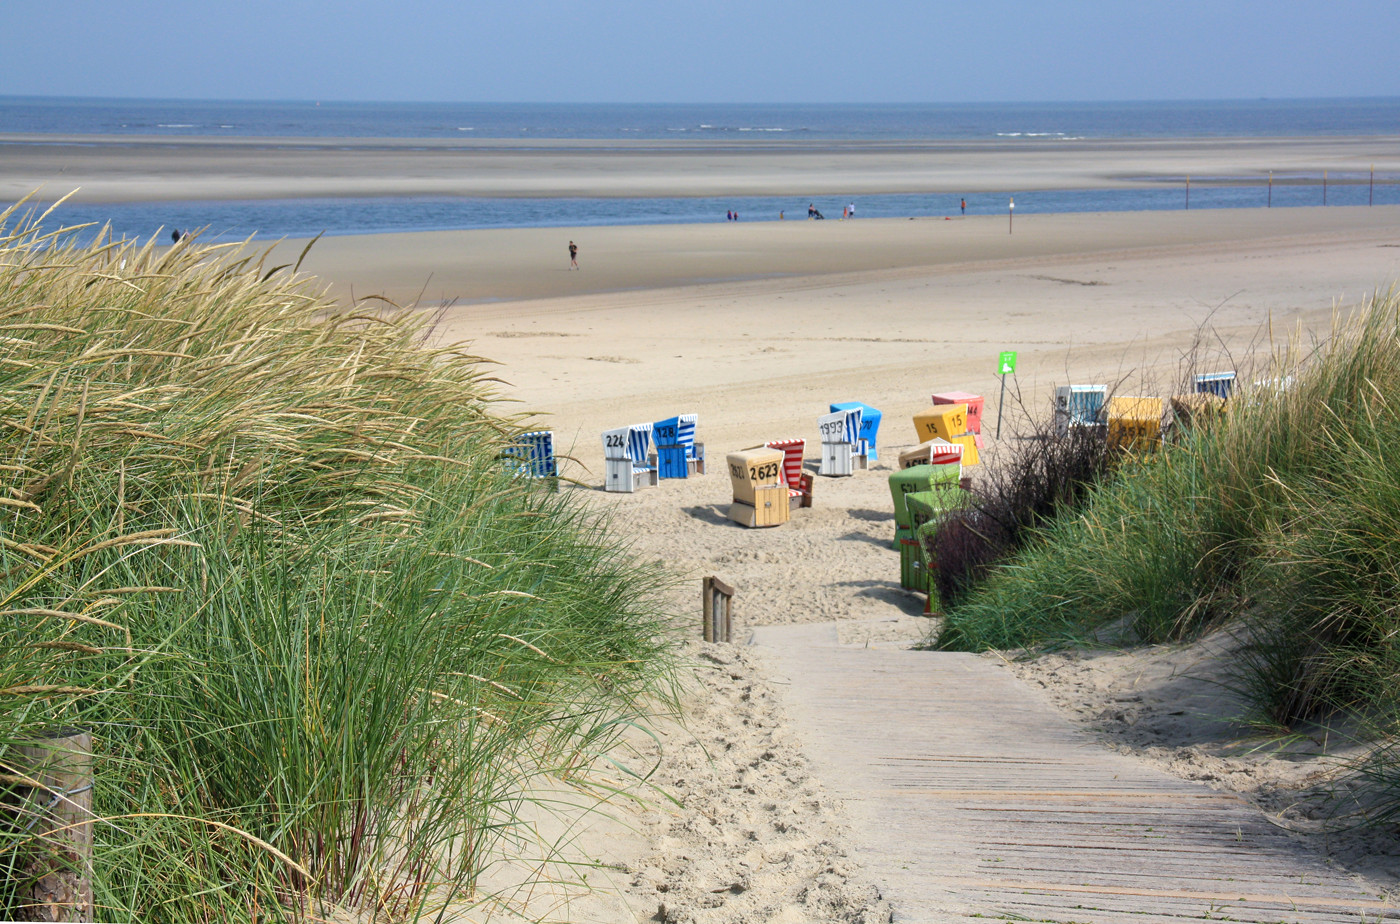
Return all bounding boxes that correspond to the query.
[9,728,94,922]
[702,576,734,643]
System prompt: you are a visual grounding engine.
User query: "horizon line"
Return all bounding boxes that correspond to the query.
[5,94,1400,107]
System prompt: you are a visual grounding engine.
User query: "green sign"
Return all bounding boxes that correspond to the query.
[998,350,1018,375]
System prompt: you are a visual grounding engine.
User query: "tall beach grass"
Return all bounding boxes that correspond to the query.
[935,288,1400,730]
[0,209,677,921]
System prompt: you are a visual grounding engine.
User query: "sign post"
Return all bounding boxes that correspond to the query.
[996,350,1017,439]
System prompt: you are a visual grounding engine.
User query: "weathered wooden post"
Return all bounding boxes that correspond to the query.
[8,728,94,922]
[701,576,734,643]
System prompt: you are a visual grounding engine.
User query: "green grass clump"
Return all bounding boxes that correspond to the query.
[0,210,676,922]
[937,289,1400,729]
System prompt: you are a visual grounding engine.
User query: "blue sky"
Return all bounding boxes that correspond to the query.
[4,1,1397,103]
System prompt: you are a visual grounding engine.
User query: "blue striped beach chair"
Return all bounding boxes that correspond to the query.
[602,423,657,493]
[503,430,559,487]
[1194,371,1236,400]
[830,402,882,460]
[652,413,703,479]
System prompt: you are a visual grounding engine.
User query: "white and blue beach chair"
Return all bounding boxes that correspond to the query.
[1053,385,1108,436]
[830,401,882,461]
[817,406,866,476]
[1194,371,1237,400]
[503,430,559,487]
[602,422,657,493]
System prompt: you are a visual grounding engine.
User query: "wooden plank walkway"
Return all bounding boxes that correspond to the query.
[749,623,1399,923]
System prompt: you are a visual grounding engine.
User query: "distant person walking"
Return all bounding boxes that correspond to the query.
[568,240,579,270]
[848,202,855,218]
[960,198,966,215]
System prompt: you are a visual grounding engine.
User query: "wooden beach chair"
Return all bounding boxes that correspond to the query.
[765,438,813,508]
[727,446,789,527]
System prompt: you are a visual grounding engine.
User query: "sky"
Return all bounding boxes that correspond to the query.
[4,1,1398,104]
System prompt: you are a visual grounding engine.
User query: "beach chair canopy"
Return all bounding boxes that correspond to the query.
[602,423,653,464]
[818,407,862,445]
[764,438,807,492]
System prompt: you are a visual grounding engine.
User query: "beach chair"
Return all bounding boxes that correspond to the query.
[932,391,985,434]
[1053,385,1108,436]
[503,430,559,488]
[652,413,704,478]
[727,447,790,527]
[765,438,813,508]
[1169,392,1226,433]
[901,490,963,594]
[1106,396,1164,452]
[602,423,656,493]
[818,407,866,476]
[913,404,981,465]
[830,402,882,461]
[1194,371,1236,400]
[898,438,964,469]
[888,463,962,550]
[906,488,972,612]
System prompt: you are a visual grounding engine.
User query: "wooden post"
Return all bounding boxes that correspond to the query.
[9,729,94,922]
[701,576,734,643]
[1268,171,1272,208]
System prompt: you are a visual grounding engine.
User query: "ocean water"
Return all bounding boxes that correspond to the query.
[5,97,1400,141]
[2,97,1398,242]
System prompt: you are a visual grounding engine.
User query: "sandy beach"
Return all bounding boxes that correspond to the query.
[11,134,1400,920]
[281,204,1400,478]
[4,134,1398,204]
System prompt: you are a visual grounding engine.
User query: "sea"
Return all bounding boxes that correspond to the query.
[2,97,1398,243]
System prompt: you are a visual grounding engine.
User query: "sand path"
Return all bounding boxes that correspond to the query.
[751,623,1399,923]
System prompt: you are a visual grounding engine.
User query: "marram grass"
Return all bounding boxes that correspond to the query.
[936,288,1400,727]
[0,212,677,922]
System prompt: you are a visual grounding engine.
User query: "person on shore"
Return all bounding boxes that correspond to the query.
[568,240,578,270]
[808,203,815,219]
[960,198,966,215]
[848,202,855,218]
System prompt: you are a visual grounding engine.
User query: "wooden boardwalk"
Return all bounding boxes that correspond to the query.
[749,623,1399,924]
